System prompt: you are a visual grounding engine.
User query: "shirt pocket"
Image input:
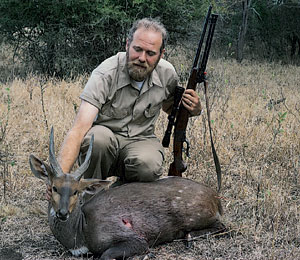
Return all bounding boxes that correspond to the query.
[144,104,161,118]
[101,89,133,119]
[102,105,131,119]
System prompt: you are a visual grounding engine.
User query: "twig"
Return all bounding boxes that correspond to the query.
[255,166,264,229]
[173,227,229,243]
[280,88,300,124]
[1,144,9,203]
[39,78,49,131]
[0,88,11,143]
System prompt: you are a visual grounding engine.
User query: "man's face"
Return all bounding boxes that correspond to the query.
[126,28,165,81]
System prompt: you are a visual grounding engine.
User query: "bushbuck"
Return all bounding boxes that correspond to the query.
[29,128,223,260]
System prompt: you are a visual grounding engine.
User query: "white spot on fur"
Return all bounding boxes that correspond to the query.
[50,207,56,218]
[178,189,183,193]
[161,176,175,179]
[175,196,181,200]
[189,218,194,222]
[69,246,89,256]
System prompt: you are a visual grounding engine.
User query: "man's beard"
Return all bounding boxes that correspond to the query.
[126,51,160,81]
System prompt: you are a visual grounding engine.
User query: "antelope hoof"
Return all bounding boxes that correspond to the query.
[185,233,193,249]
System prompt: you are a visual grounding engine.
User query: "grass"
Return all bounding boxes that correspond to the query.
[0,57,300,259]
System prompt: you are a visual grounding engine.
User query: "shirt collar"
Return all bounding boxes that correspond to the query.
[117,53,131,90]
[139,68,162,95]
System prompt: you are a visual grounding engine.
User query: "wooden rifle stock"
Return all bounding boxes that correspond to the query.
[168,70,198,177]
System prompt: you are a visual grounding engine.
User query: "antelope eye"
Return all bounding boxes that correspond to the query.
[52,186,58,193]
[73,190,78,196]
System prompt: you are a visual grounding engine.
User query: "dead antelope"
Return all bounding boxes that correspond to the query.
[29,128,223,260]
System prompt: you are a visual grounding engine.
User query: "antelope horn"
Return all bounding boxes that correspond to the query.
[73,134,94,181]
[49,127,64,177]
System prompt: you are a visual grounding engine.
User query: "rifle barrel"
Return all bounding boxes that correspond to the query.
[192,5,212,69]
[198,14,218,82]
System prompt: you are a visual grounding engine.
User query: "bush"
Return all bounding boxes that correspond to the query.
[0,0,201,78]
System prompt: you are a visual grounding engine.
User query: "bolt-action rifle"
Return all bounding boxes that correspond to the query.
[162,6,221,191]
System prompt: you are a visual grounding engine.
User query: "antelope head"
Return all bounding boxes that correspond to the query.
[29,127,108,221]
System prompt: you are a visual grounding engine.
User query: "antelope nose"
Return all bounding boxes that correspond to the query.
[57,208,69,221]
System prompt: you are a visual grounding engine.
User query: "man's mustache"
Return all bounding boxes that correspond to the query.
[132,62,148,69]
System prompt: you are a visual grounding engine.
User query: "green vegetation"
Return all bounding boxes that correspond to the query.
[0,0,200,78]
[0,0,299,79]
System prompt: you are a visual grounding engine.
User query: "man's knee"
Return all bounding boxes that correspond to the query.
[79,125,119,179]
[124,151,163,182]
[82,126,118,155]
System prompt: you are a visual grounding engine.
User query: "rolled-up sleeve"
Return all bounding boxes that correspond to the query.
[80,68,112,110]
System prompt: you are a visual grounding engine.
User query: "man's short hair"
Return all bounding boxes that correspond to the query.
[127,18,167,53]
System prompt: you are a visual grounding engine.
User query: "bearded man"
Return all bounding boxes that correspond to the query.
[55,18,202,186]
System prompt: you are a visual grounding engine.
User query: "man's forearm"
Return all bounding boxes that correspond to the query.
[57,100,99,173]
[58,129,85,173]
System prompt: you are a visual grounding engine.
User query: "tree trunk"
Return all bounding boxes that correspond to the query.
[290,32,300,57]
[237,0,252,63]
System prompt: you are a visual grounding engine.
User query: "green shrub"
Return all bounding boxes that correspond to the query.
[0,0,200,78]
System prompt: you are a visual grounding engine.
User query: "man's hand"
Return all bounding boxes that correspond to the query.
[182,89,202,116]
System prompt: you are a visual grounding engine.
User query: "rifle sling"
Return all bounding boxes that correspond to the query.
[203,80,222,192]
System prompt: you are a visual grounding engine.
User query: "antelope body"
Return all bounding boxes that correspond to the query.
[29,129,223,260]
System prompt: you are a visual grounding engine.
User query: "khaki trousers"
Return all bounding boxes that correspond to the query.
[79,125,164,182]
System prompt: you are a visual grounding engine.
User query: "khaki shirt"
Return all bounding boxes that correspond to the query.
[80,52,179,138]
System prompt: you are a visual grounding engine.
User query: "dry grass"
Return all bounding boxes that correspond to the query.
[0,58,300,259]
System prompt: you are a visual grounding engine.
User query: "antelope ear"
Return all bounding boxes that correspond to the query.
[79,179,112,195]
[29,154,52,182]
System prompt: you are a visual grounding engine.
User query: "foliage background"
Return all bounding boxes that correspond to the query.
[0,0,300,79]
